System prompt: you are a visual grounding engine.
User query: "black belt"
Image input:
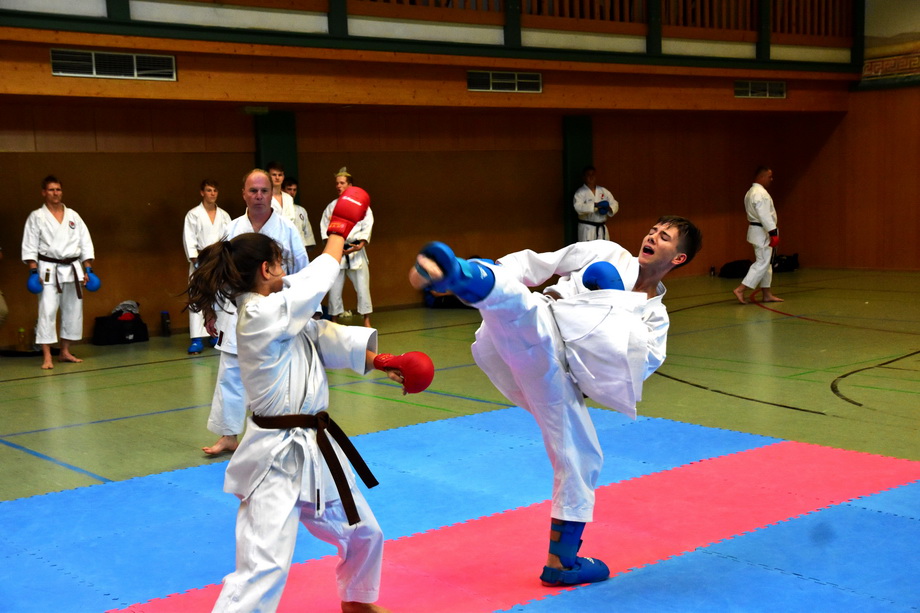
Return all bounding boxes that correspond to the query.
[38,254,82,298]
[749,222,763,227]
[578,220,606,228]
[251,411,378,525]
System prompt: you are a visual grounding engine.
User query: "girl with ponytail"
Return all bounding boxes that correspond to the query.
[188,187,434,613]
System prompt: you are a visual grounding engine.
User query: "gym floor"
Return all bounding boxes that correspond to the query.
[1,269,918,611]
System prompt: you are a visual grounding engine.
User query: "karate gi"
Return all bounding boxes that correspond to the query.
[21,204,95,344]
[573,183,618,242]
[272,192,298,230]
[208,212,309,437]
[292,204,317,249]
[320,200,374,317]
[213,254,382,612]
[469,241,668,522]
[183,203,231,339]
[740,182,778,291]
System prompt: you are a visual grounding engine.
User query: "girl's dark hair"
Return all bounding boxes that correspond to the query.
[187,233,283,322]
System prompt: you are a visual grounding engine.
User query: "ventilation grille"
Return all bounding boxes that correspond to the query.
[468,71,542,93]
[51,49,176,81]
[734,80,786,99]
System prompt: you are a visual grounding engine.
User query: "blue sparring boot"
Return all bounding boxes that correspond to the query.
[208,336,218,348]
[187,338,204,355]
[415,242,495,303]
[540,520,610,586]
[582,261,624,291]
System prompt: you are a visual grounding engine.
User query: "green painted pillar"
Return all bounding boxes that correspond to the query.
[328,0,348,37]
[851,0,866,69]
[562,115,592,245]
[646,0,662,56]
[504,0,522,48]
[106,0,130,21]
[757,0,771,61]
[254,111,299,184]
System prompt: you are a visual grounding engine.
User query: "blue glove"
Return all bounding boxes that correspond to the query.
[85,267,101,292]
[596,200,611,215]
[27,269,43,294]
[582,261,624,291]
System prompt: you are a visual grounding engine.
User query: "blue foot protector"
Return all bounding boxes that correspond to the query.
[540,519,610,586]
[583,261,624,291]
[540,556,611,586]
[187,338,204,354]
[208,336,218,348]
[417,241,495,303]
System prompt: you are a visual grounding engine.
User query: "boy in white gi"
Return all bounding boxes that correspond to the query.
[202,169,309,456]
[410,215,702,586]
[282,176,317,254]
[188,186,434,613]
[182,179,231,354]
[21,175,97,370]
[320,168,374,327]
[573,165,619,242]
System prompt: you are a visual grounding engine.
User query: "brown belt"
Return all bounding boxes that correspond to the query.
[251,411,378,525]
[38,254,82,299]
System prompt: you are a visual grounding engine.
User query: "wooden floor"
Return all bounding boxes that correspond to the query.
[1,268,918,503]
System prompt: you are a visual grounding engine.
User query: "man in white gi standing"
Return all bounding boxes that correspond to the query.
[573,165,618,242]
[22,175,96,370]
[202,169,309,456]
[410,215,702,587]
[320,167,374,328]
[733,166,783,304]
[183,179,231,354]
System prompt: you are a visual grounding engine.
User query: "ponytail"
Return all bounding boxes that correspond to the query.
[187,233,283,321]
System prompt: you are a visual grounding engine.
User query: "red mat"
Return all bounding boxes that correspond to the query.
[113,442,920,612]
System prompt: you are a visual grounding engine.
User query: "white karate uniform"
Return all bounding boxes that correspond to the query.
[208,211,309,437]
[573,184,618,242]
[21,204,95,344]
[183,203,231,338]
[470,241,668,522]
[320,200,374,317]
[212,254,382,612]
[272,192,298,229]
[741,182,778,291]
[292,204,317,249]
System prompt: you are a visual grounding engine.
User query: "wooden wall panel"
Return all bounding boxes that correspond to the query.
[32,104,97,152]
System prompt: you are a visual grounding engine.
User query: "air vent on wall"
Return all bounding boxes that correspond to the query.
[468,71,542,93]
[734,80,786,99]
[51,49,176,81]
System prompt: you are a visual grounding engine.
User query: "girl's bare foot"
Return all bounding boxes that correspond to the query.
[202,435,239,456]
[732,286,748,304]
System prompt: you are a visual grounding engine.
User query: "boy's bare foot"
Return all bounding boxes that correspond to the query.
[342,602,390,613]
[59,352,83,363]
[41,359,54,370]
[761,292,784,303]
[732,286,748,304]
[202,435,239,456]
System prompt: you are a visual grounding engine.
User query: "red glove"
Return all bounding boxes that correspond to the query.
[768,234,780,248]
[327,186,370,237]
[374,351,434,394]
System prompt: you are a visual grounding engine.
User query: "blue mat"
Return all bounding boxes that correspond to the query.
[1,407,895,613]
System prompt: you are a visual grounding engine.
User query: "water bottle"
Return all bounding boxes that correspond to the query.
[709,266,716,277]
[160,311,171,337]
[17,328,27,352]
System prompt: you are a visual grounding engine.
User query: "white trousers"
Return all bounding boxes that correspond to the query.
[471,266,603,522]
[208,352,247,436]
[212,445,383,612]
[189,308,207,339]
[35,283,83,344]
[327,267,372,316]
[742,242,773,290]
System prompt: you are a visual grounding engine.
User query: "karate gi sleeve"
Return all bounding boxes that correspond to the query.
[751,192,777,234]
[75,213,95,262]
[312,320,378,374]
[21,212,40,263]
[573,187,595,216]
[182,211,199,261]
[642,305,670,379]
[497,242,621,287]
